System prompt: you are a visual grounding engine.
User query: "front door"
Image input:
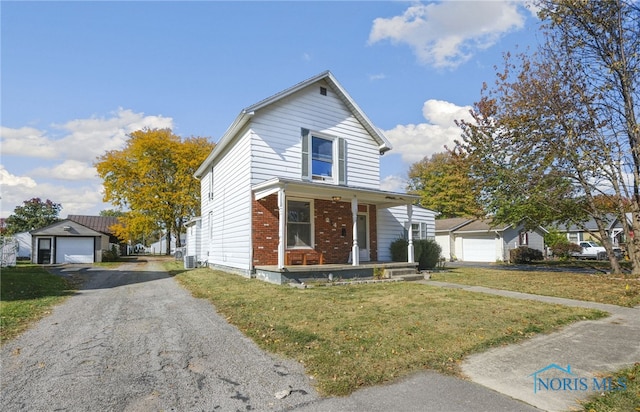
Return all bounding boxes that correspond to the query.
[37,238,52,264]
[357,214,370,261]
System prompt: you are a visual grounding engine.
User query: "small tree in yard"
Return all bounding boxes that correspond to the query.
[4,198,62,234]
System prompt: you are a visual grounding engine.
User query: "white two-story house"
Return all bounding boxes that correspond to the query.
[193,71,435,283]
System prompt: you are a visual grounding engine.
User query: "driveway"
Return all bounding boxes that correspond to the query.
[0,258,317,411]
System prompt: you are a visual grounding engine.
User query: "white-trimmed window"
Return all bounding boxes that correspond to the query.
[301,128,346,184]
[287,199,314,248]
[405,222,428,239]
[519,231,529,245]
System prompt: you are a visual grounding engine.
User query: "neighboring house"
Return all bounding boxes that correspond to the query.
[193,71,424,283]
[553,215,625,248]
[435,218,547,263]
[149,233,186,255]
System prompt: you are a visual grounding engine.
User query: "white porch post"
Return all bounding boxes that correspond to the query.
[277,188,286,269]
[351,196,360,266]
[407,203,415,263]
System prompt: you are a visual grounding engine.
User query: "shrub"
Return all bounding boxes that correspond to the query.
[390,238,408,262]
[510,246,544,263]
[550,242,583,259]
[102,245,120,262]
[416,239,442,270]
[390,238,442,270]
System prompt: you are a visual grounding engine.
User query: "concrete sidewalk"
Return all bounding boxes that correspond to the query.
[424,280,640,412]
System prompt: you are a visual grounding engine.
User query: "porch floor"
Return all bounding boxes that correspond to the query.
[253,261,419,285]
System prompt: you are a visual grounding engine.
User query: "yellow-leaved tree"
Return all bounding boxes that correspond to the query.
[95,128,214,254]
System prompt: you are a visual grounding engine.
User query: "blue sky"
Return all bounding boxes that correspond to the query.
[1,1,541,218]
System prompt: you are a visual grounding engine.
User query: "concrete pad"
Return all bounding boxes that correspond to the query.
[293,371,541,412]
[423,280,640,411]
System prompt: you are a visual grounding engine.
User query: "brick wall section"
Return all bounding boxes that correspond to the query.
[252,195,377,266]
[252,195,280,266]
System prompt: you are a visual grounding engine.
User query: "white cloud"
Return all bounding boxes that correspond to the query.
[0,126,59,158]
[384,99,473,165]
[31,160,98,181]
[380,174,407,192]
[369,1,525,69]
[0,165,37,188]
[369,73,386,81]
[55,108,173,162]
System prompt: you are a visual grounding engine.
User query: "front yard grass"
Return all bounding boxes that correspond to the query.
[173,265,605,396]
[0,263,76,344]
[431,267,640,307]
[581,362,640,412]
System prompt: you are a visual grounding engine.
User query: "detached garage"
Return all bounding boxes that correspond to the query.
[31,220,105,264]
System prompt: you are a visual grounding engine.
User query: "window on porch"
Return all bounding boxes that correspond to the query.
[287,200,313,248]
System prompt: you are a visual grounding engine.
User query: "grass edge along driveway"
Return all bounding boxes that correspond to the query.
[173,265,605,397]
[431,267,640,308]
[0,264,77,345]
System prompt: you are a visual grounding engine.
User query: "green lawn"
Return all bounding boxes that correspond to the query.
[580,362,640,412]
[173,265,605,396]
[0,263,76,344]
[431,267,640,307]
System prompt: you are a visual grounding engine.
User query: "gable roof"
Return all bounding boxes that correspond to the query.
[67,215,120,235]
[435,217,475,232]
[195,70,392,178]
[30,219,103,237]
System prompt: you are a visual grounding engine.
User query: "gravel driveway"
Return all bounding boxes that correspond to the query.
[1,258,318,411]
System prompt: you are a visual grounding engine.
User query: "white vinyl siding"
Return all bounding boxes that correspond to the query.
[249,81,380,189]
[377,206,436,261]
[200,130,252,273]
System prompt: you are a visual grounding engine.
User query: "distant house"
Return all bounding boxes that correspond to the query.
[30,215,123,264]
[192,71,429,283]
[553,215,625,248]
[148,233,186,255]
[435,218,547,263]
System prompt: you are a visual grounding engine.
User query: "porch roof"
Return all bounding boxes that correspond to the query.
[252,177,419,209]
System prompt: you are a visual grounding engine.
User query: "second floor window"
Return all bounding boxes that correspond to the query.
[312,136,333,177]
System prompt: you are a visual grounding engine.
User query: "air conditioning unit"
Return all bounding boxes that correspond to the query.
[184,255,196,269]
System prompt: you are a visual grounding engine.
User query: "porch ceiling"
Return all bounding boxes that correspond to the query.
[252,177,419,208]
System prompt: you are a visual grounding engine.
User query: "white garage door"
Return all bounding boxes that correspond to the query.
[462,235,497,262]
[56,237,94,263]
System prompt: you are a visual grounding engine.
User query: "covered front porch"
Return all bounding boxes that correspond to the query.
[251,178,421,278]
[254,260,420,285]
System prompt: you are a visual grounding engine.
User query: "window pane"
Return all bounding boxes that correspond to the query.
[287,223,312,247]
[312,136,333,176]
[312,159,332,177]
[287,200,312,247]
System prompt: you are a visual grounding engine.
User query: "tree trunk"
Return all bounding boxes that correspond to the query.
[165,228,172,256]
